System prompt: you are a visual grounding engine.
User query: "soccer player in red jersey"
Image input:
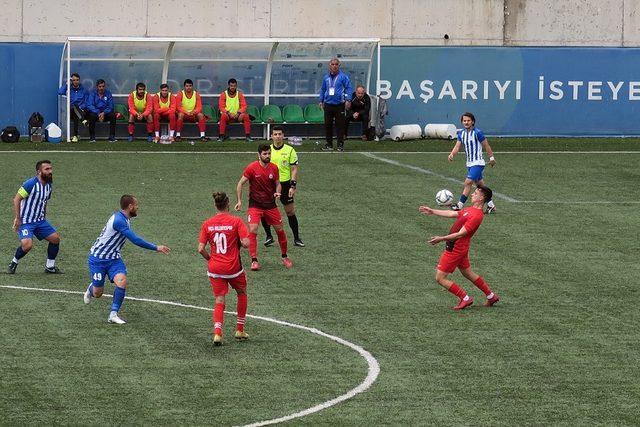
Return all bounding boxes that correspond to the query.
[198,192,250,346]
[235,144,293,271]
[419,186,499,310]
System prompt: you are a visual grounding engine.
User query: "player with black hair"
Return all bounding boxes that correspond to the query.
[235,144,293,271]
[419,185,499,310]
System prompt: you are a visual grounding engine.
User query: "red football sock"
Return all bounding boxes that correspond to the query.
[448,283,467,299]
[248,232,257,259]
[276,229,288,256]
[236,294,247,332]
[213,302,225,335]
[127,123,134,135]
[176,118,184,132]
[198,117,206,133]
[146,121,154,133]
[473,276,492,296]
[243,114,251,134]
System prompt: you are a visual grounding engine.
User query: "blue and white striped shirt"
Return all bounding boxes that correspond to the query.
[89,211,157,260]
[456,127,487,167]
[18,177,52,224]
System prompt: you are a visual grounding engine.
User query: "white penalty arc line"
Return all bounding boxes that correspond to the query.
[0,284,380,427]
[361,152,520,203]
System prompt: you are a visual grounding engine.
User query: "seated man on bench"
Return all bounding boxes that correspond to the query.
[345,85,372,141]
[127,82,154,142]
[218,78,252,142]
[175,79,208,142]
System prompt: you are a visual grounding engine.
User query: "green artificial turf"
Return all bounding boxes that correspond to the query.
[1,139,639,425]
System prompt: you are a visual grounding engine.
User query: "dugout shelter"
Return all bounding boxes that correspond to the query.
[59,37,381,140]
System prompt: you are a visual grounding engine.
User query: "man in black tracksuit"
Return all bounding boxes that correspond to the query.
[345,85,371,141]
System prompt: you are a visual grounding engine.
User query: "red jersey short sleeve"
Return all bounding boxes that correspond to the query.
[244,161,279,209]
[447,207,484,254]
[200,212,248,277]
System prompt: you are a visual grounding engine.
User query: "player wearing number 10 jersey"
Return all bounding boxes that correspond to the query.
[199,192,250,346]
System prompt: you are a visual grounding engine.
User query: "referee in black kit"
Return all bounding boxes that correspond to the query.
[318,58,353,152]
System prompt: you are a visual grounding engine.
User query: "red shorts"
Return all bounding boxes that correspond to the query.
[247,206,282,226]
[208,272,247,297]
[436,251,470,274]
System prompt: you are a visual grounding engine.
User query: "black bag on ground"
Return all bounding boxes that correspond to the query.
[28,112,44,128]
[1,126,20,143]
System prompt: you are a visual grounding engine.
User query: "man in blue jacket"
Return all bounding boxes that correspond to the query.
[86,79,117,142]
[318,58,353,152]
[58,73,88,142]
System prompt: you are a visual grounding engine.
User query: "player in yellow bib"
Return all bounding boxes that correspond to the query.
[175,79,209,142]
[127,82,154,142]
[262,126,304,247]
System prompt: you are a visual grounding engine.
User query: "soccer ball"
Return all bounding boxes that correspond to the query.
[435,189,454,206]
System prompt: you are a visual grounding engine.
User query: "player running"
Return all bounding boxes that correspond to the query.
[8,160,62,274]
[419,186,499,310]
[235,144,293,271]
[198,192,250,346]
[448,112,497,213]
[83,195,170,324]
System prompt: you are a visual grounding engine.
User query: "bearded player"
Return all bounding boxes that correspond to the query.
[8,160,62,274]
[235,144,293,271]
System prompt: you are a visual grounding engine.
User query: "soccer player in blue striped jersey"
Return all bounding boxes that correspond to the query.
[83,195,170,325]
[8,160,62,274]
[448,112,497,213]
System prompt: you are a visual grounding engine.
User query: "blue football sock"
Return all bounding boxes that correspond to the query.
[460,194,468,204]
[87,283,94,297]
[111,286,126,312]
[14,246,27,261]
[47,243,60,260]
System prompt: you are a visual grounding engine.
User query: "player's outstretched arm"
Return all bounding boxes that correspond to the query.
[419,206,458,218]
[117,225,164,252]
[156,245,171,254]
[197,242,210,260]
[429,226,468,245]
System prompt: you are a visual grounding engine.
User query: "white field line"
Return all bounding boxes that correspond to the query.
[0,284,380,427]
[1,150,640,155]
[361,152,520,203]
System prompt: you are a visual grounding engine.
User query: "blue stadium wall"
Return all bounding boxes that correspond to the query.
[0,43,63,136]
[1,43,639,137]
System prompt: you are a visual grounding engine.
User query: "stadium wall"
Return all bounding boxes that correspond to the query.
[2,42,640,137]
[0,43,63,136]
[2,0,640,47]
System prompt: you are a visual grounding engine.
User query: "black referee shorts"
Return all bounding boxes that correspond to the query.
[280,181,294,205]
